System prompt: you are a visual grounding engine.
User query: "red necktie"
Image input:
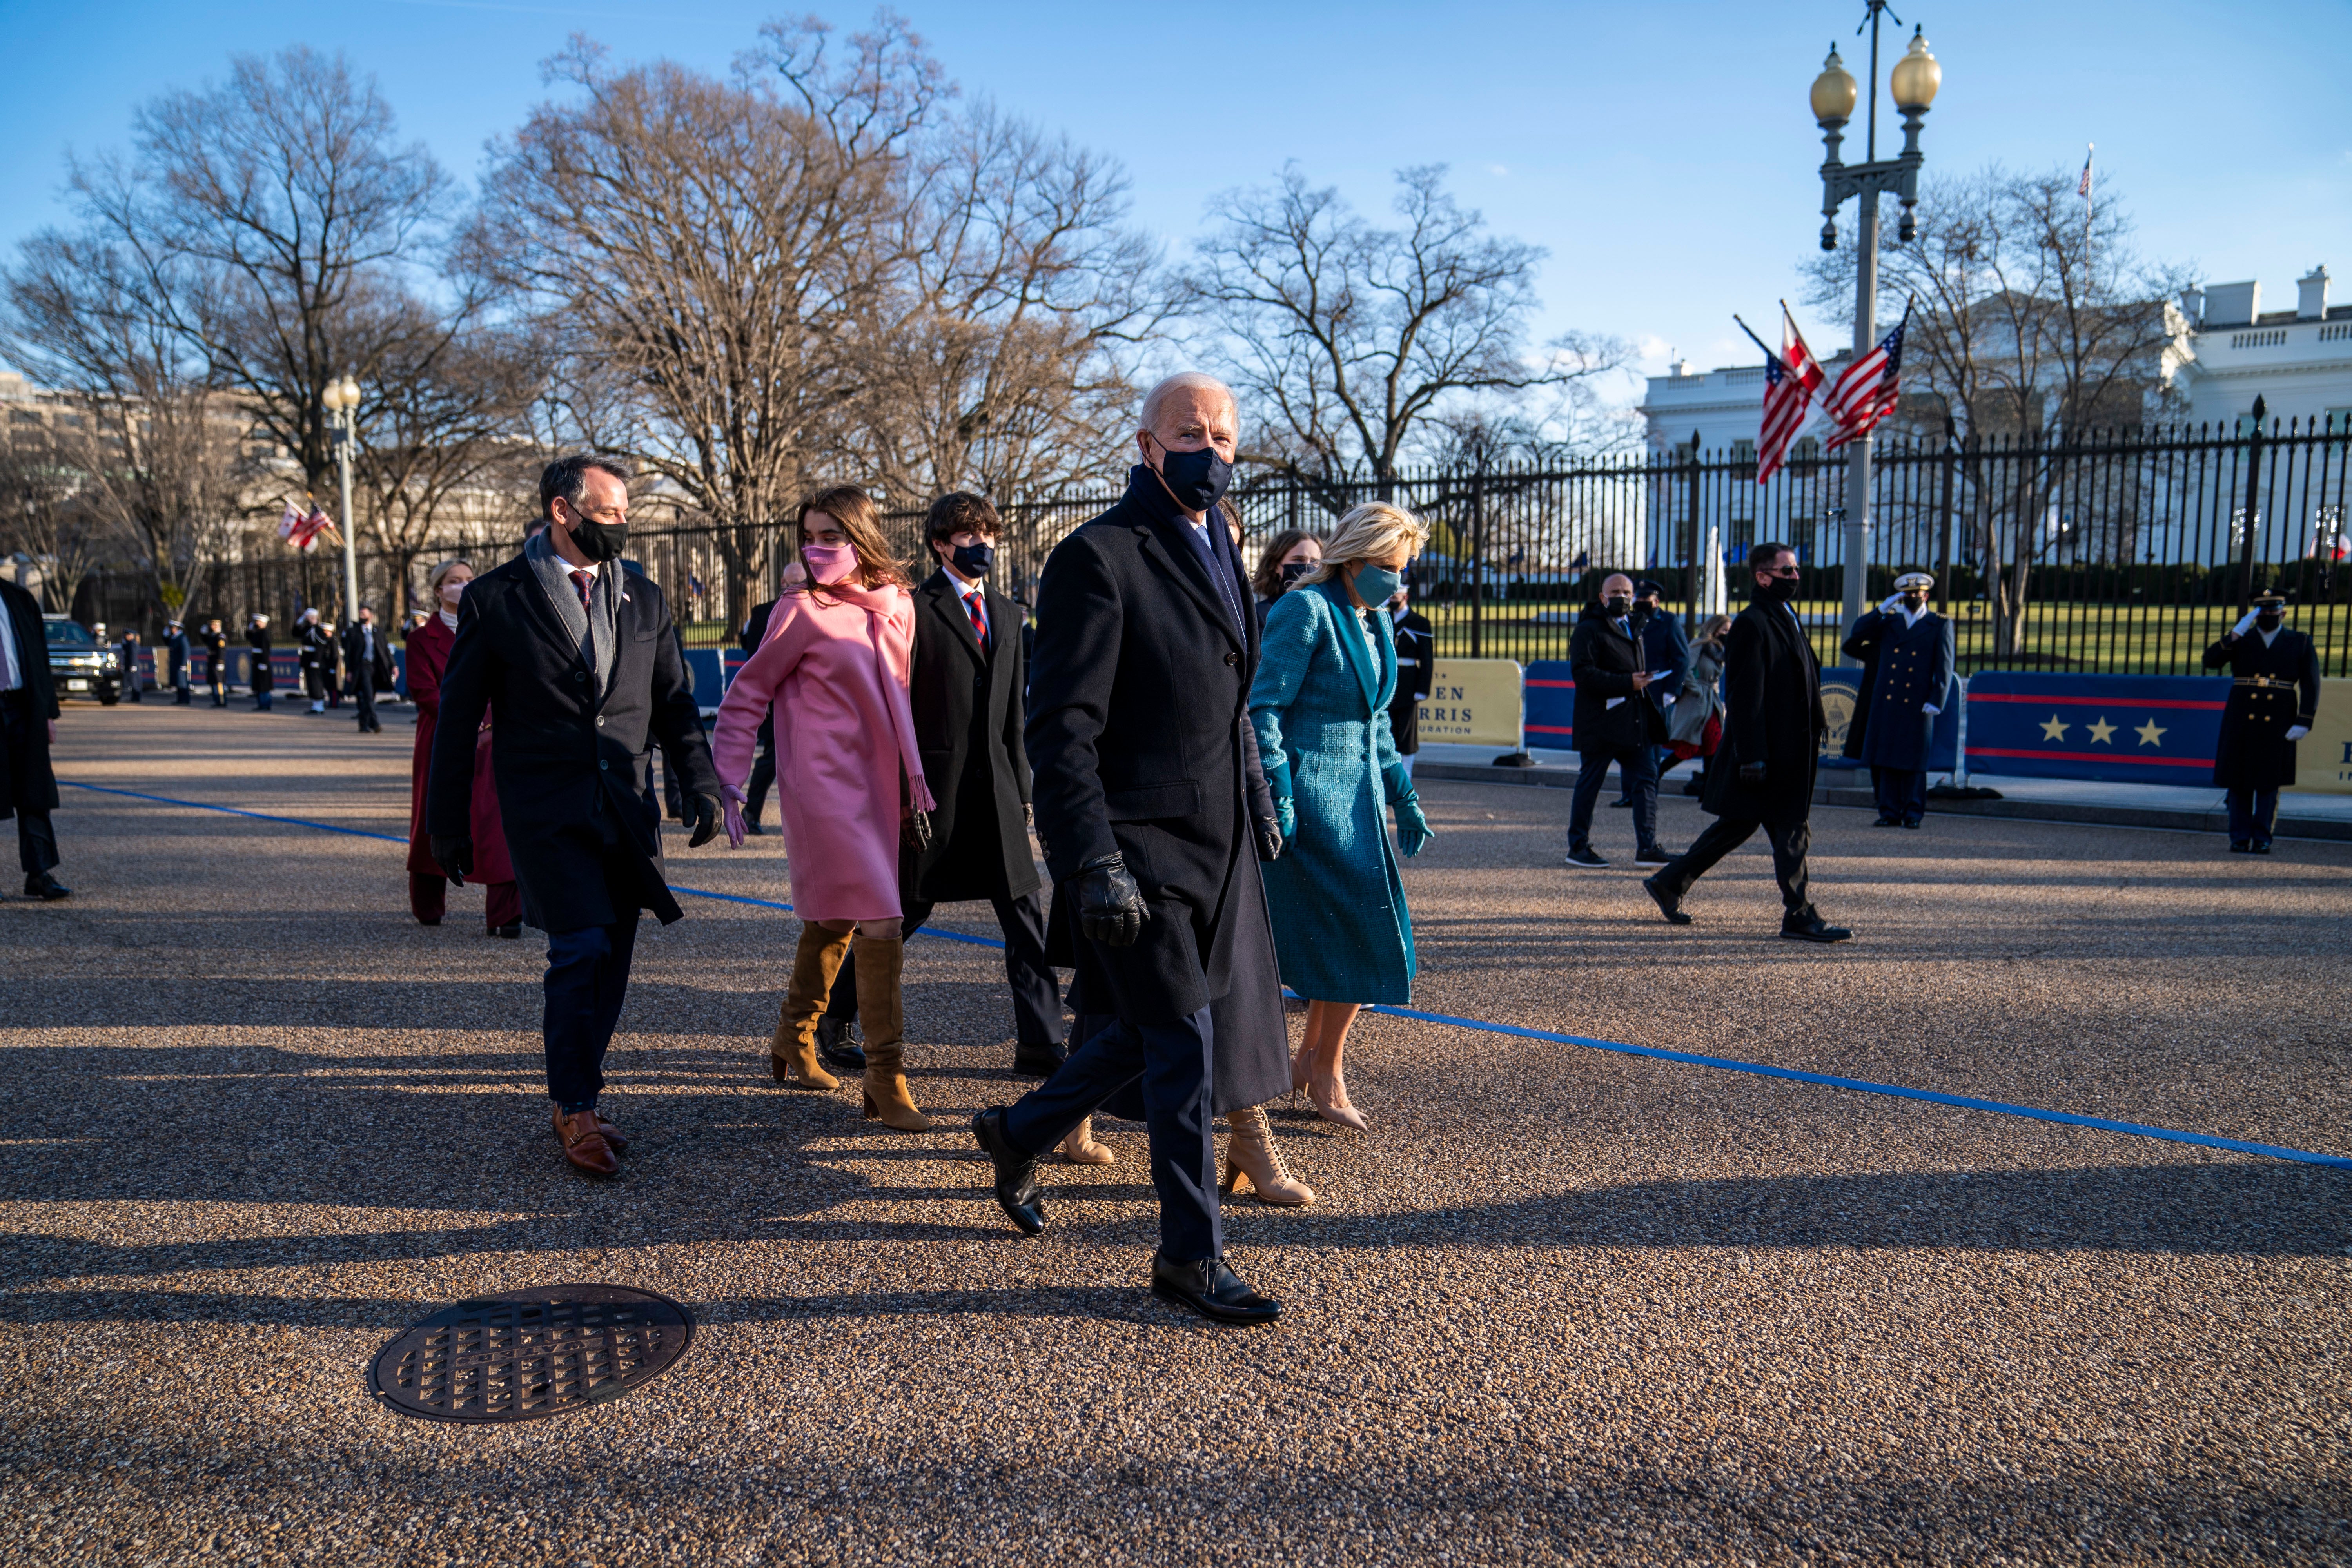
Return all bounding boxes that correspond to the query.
[570,570,593,611]
[964,588,989,649]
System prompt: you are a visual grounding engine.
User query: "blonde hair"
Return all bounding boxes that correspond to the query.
[1302,501,1429,588]
[427,558,474,594]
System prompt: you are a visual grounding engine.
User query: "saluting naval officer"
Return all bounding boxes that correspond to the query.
[1840,570,1955,829]
[2202,592,2321,854]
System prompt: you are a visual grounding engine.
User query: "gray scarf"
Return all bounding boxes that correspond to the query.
[525,527,620,698]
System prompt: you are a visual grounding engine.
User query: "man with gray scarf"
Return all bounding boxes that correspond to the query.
[428,455,721,1175]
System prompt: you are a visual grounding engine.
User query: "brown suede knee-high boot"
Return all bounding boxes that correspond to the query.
[853,935,930,1131]
[771,924,850,1090]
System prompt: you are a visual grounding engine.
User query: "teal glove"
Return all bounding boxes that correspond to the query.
[1276,795,1296,840]
[1394,793,1432,857]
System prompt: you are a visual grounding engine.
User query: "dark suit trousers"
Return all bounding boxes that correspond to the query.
[1,693,57,875]
[1872,768,1927,824]
[543,905,641,1110]
[1657,816,1813,917]
[1570,742,1658,854]
[352,664,379,731]
[824,886,1064,1047]
[2226,788,2278,847]
[746,711,777,822]
[1004,1004,1220,1262]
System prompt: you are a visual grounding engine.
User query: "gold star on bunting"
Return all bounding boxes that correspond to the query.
[2086,717,2117,744]
[2040,713,2070,741]
[2135,719,2167,747]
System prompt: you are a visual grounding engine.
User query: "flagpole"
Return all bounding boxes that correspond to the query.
[1843,190,1878,659]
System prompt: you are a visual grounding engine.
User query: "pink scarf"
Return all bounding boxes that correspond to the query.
[770,580,936,813]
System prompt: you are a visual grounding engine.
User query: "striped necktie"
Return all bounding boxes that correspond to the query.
[963,586,989,649]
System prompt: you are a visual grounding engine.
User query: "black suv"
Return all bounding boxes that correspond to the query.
[44,615,122,704]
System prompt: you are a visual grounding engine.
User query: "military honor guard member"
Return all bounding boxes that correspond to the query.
[2202,593,2321,854]
[1840,570,1955,829]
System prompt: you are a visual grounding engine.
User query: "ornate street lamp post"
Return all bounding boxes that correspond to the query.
[1813,5,1941,650]
[322,376,363,625]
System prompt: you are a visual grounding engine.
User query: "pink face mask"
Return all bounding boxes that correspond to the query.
[802,542,854,582]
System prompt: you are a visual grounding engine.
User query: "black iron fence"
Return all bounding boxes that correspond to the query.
[61,417,2352,677]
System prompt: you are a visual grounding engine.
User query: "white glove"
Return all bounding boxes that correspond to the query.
[2287,724,2310,742]
[1877,595,1903,613]
[2231,610,2258,637]
[1922,704,1940,717]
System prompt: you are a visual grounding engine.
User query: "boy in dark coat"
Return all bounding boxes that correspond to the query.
[1842,570,1955,828]
[2203,593,2321,853]
[1642,543,1850,942]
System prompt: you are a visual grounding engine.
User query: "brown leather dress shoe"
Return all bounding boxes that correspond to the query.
[553,1108,619,1176]
[593,1112,628,1152]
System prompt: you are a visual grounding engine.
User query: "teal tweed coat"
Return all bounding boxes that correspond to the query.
[1249,581,1417,1004]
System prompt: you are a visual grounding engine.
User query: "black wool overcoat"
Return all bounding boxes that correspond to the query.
[2204,626,2322,789]
[0,579,59,817]
[1700,599,1826,827]
[426,554,717,932]
[1029,471,1287,1114]
[341,622,396,688]
[1569,603,1670,752]
[904,568,1038,905]
[247,625,274,693]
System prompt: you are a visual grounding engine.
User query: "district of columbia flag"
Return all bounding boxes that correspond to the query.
[1822,303,1912,452]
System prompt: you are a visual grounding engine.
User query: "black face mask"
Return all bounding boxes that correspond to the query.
[1630,601,1655,624]
[1279,561,1314,588]
[1151,439,1233,512]
[1759,573,1800,603]
[951,540,995,578]
[1901,592,1926,611]
[1603,595,1632,617]
[2256,611,2283,630]
[566,508,628,564]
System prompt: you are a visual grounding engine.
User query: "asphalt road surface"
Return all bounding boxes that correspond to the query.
[3,704,2347,1566]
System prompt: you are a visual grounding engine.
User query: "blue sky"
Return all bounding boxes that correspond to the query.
[6,0,2349,398]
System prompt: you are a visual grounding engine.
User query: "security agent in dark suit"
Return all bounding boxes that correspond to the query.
[428,455,721,1176]
[1565,573,1673,869]
[1842,570,1954,828]
[1613,579,1689,804]
[971,372,1288,1325]
[1642,543,1850,942]
[2204,592,2322,853]
[342,607,396,732]
[820,493,1067,1077]
[0,578,69,898]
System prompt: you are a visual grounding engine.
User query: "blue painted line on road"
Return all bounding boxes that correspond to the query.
[62,779,2352,1170]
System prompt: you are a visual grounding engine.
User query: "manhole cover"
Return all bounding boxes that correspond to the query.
[367,1284,693,1424]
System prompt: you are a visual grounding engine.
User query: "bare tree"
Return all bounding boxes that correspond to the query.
[477,17,946,596]
[5,228,248,622]
[58,47,468,506]
[0,421,114,615]
[848,100,1166,506]
[1803,163,2190,652]
[1184,164,1625,498]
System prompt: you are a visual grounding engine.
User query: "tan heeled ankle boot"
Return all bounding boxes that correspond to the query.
[1060,1115,1115,1165]
[1222,1104,1314,1206]
[853,936,931,1131]
[770,924,849,1091]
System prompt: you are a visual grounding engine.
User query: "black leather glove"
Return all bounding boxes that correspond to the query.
[903,807,932,852]
[431,835,474,887]
[1256,816,1284,862]
[686,793,720,849]
[1738,761,1767,788]
[1076,852,1149,947]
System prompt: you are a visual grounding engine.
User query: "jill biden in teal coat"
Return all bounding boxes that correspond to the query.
[1249,579,1426,1004]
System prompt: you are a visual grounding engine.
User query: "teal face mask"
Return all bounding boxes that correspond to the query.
[1352,563,1403,606]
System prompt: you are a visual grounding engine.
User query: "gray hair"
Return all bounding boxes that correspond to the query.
[1138,371,1238,436]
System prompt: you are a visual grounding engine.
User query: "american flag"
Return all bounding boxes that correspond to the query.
[1757,305,1825,484]
[1822,306,1911,451]
[278,500,334,552]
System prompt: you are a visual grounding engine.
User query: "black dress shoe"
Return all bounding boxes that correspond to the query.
[2251,841,2274,854]
[1608,797,1633,808]
[1640,873,1692,925]
[1781,911,1853,944]
[745,819,766,836]
[815,1016,866,1071]
[1012,1040,1068,1079]
[1902,819,1922,830]
[1872,816,1901,827]
[971,1109,1045,1235]
[493,923,522,940]
[1150,1254,1283,1325]
[2229,841,2251,853]
[23,873,70,901]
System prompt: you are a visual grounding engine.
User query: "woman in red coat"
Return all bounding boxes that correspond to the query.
[406,559,523,935]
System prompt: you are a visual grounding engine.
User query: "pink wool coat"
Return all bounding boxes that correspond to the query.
[713,581,936,922]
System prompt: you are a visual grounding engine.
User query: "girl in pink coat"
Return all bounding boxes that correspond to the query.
[714,485,938,1131]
